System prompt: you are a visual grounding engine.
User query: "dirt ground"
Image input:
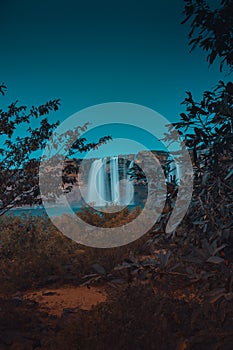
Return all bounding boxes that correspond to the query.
[24,286,107,317]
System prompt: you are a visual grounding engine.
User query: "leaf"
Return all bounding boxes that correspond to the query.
[208,288,226,297]
[180,113,190,121]
[202,171,209,186]
[208,50,217,64]
[110,278,126,284]
[0,82,7,95]
[192,220,206,225]
[80,275,102,286]
[225,168,233,180]
[169,263,180,272]
[203,239,214,255]
[82,273,98,279]
[213,244,227,256]
[114,264,129,271]
[92,263,106,275]
[164,250,171,266]
[206,256,224,264]
[208,288,226,303]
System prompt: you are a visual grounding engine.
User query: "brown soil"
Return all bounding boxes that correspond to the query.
[24,285,107,317]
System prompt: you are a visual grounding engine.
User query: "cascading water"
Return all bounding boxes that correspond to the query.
[86,156,134,207]
[167,155,182,184]
[86,158,110,206]
[110,156,120,204]
[125,160,135,205]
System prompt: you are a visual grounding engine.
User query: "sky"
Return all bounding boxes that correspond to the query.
[0,0,228,158]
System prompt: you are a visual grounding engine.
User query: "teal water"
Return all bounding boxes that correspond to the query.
[7,204,142,218]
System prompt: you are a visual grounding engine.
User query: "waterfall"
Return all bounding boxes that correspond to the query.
[125,160,134,205]
[86,156,134,207]
[120,158,134,205]
[110,156,120,204]
[86,158,110,206]
[167,155,181,184]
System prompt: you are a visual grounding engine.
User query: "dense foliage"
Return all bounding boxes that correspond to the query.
[183,0,233,72]
[170,82,233,243]
[162,0,233,247]
[0,84,111,215]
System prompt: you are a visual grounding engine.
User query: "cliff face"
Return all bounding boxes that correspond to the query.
[64,150,168,181]
[64,150,169,205]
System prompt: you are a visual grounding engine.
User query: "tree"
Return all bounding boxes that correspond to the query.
[171,81,233,241]
[166,0,233,243]
[0,83,111,215]
[182,0,233,72]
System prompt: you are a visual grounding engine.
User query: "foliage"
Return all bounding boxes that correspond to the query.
[0,212,233,348]
[174,81,233,239]
[0,214,80,290]
[167,81,233,242]
[77,205,142,228]
[0,83,111,215]
[43,282,233,350]
[0,211,150,291]
[183,0,233,72]
[162,1,233,246]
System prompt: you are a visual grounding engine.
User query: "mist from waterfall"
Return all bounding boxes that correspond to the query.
[86,156,134,207]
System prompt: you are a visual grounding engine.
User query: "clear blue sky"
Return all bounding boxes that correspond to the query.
[0,0,228,157]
